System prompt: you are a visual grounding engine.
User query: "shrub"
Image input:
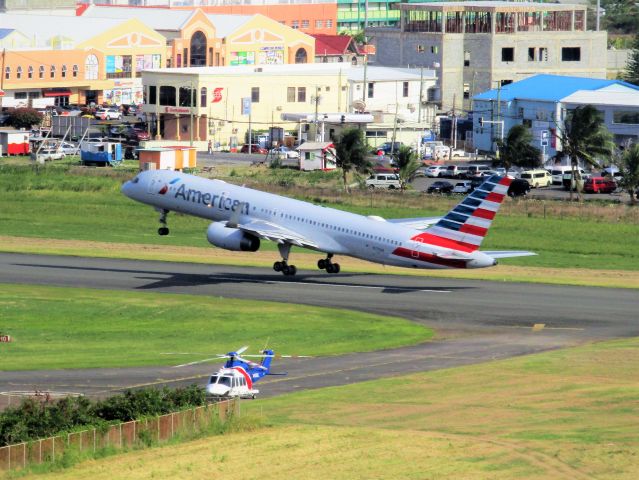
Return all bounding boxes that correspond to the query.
[6,107,43,129]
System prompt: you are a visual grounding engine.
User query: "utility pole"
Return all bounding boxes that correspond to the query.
[417,66,424,124]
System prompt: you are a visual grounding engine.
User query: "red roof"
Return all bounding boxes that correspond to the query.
[312,34,359,56]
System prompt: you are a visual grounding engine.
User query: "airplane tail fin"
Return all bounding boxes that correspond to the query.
[417,175,512,252]
[260,349,274,372]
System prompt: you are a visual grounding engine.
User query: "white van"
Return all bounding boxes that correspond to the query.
[550,166,574,185]
[520,169,552,188]
[365,173,401,189]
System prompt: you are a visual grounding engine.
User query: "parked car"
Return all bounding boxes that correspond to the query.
[95,107,121,120]
[550,166,576,185]
[507,178,531,197]
[269,146,299,159]
[365,173,401,189]
[412,167,428,177]
[426,180,454,194]
[57,141,79,155]
[520,169,552,188]
[470,176,485,190]
[240,144,268,154]
[425,165,447,177]
[452,181,473,194]
[34,148,65,161]
[465,164,491,178]
[445,165,469,178]
[584,176,617,194]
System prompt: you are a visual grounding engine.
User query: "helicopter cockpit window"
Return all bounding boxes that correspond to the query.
[210,375,231,387]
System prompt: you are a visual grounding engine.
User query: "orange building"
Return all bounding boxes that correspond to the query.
[176,4,338,36]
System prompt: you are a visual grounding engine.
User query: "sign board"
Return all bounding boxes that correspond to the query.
[0,90,5,97]
[362,44,376,55]
[241,97,251,116]
[164,106,191,114]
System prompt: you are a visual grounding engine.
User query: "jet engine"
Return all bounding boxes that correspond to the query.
[206,222,260,252]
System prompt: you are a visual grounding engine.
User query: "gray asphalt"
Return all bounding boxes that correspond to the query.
[1,253,637,403]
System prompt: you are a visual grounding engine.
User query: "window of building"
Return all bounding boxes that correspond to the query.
[464,51,470,67]
[85,55,98,80]
[159,86,176,106]
[28,66,33,79]
[295,48,307,63]
[72,64,78,77]
[501,47,514,62]
[562,47,581,61]
[190,31,207,67]
[368,82,374,98]
[326,19,333,28]
[200,87,207,107]
[500,79,513,86]
[39,65,45,79]
[183,48,188,67]
[29,92,40,99]
[403,81,409,97]
[179,86,195,107]
[251,87,260,103]
[430,45,438,54]
[148,85,157,105]
[287,87,296,102]
[463,83,470,99]
[613,111,639,124]
[539,48,548,61]
[315,20,323,28]
[61,65,67,78]
[292,20,299,29]
[15,92,27,100]
[528,47,535,61]
[297,86,306,102]
[416,45,425,53]
[176,54,182,68]
[4,67,9,80]
[16,66,22,79]
[50,65,56,78]
[302,19,309,29]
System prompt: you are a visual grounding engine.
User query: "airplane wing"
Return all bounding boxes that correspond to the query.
[482,251,537,259]
[237,220,320,249]
[386,217,442,231]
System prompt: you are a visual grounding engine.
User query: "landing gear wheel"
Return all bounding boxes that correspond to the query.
[317,259,327,270]
[326,262,341,274]
[283,264,297,276]
[158,227,169,236]
[273,261,283,272]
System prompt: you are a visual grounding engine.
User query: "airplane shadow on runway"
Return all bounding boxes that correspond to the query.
[15,262,474,294]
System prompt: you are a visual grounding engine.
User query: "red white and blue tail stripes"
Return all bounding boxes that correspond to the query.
[422,175,511,251]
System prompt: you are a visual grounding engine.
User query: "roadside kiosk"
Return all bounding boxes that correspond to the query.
[0,130,30,155]
[138,146,197,171]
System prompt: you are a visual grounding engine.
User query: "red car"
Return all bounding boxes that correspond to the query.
[240,144,268,154]
[584,176,617,194]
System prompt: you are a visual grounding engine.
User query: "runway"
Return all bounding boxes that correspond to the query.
[1,253,637,401]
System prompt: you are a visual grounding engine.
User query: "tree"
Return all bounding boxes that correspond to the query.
[614,143,639,204]
[624,32,639,86]
[557,105,615,201]
[495,124,542,173]
[394,145,421,191]
[333,127,371,191]
[6,108,43,130]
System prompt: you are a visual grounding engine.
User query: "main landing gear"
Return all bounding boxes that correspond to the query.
[318,254,340,274]
[157,209,169,236]
[274,243,297,276]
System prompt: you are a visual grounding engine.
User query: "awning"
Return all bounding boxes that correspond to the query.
[43,89,72,97]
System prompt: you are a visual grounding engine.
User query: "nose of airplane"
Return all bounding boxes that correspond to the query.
[121,180,133,198]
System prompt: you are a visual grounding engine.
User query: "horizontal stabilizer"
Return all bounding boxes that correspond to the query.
[483,251,537,259]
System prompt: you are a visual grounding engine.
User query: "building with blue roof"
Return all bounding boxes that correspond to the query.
[472,74,639,160]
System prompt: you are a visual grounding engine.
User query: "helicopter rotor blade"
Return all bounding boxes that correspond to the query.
[235,345,249,355]
[173,357,223,368]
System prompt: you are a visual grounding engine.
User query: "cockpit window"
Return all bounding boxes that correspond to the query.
[210,375,231,387]
[131,176,140,184]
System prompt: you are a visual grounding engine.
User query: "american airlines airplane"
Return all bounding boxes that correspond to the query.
[121,170,534,276]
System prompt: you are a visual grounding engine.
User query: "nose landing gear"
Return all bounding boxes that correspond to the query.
[157,209,169,236]
[318,254,340,274]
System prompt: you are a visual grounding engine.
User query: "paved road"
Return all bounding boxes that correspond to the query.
[1,253,637,402]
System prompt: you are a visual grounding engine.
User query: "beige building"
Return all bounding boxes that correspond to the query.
[141,63,437,150]
[370,1,607,111]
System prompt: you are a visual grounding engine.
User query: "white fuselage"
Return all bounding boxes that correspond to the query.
[121,170,496,269]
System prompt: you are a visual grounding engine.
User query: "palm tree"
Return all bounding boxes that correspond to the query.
[333,127,371,192]
[556,105,615,201]
[614,143,639,205]
[394,145,421,191]
[495,124,541,174]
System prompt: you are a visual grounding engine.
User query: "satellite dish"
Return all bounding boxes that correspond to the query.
[351,99,366,113]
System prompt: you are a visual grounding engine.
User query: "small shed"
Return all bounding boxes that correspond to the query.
[138,146,197,171]
[0,130,30,155]
[80,140,122,166]
[297,142,337,171]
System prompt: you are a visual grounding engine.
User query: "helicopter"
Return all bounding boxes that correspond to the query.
[167,346,309,399]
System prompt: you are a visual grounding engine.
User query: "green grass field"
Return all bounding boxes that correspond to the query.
[2,163,639,272]
[20,338,639,479]
[0,284,433,371]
